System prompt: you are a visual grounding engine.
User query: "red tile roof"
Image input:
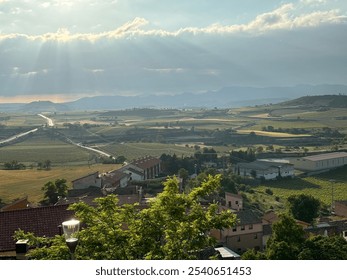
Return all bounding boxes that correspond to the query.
[0,204,74,252]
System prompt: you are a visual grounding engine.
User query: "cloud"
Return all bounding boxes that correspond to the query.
[300,0,327,4]
[86,68,105,74]
[0,4,346,42]
[0,2,346,97]
[144,68,186,74]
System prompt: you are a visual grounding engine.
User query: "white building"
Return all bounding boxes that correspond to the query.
[289,152,347,171]
[235,160,294,180]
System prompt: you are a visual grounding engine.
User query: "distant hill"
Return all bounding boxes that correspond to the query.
[279,94,347,108]
[22,101,70,113]
[1,84,347,112]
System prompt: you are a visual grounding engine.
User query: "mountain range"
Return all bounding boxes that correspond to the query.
[1,84,346,112]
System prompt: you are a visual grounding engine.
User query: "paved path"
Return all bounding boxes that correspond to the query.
[0,128,38,145]
[37,114,54,127]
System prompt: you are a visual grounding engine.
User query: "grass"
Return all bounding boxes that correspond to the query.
[0,133,92,165]
[103,142,195,160]
[0,164,121,204]
[253,166,347,206]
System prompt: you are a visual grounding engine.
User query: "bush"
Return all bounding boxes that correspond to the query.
[265,188,273,195]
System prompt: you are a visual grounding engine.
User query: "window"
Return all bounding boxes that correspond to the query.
[254,234,258,239]
[228,201,232,208]
[249,224,253,230]
[344,231,347,237]
[232,227,237,232]
[235,200,239,205]
[241,225,245,231]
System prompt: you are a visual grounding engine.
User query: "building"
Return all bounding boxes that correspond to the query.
[225,192,243,211]
[72,172,101,189]
[211,209,263,254]
[289,152,347,172]
[102,170,130,193]
[223,210,263,254]
[335,200,347,217]
[1,197,31,212]
[0,205,73,253]
[235,160,294,180]
[118,163,145,181]
[120,156,161,181]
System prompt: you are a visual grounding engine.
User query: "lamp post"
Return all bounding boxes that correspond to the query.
[329,179,336,214]
[62,219,80,260]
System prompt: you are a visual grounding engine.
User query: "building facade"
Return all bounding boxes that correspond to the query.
[289,152,347,172]
[235,160,294,180]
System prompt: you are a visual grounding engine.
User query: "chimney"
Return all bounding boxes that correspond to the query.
[16,239,29,260]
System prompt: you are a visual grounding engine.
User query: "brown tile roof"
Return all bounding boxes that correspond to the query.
[0,205,74,252]
[236,209,262,226]
[1,197,30,212]
[132,156,161,170]
[72,171,99,183]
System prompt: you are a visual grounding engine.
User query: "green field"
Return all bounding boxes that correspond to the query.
[1,101,347,208]
[253,166,347,207]
[0,132,92,165]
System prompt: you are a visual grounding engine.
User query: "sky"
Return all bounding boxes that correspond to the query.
[0,0,347,102]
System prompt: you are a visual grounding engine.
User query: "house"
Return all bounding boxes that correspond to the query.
[289,152,347,172]
[235,160,294,180]
[334,200,347,217]
[1,197,31,212]
[132,156,161,180]
[0,205,73,253]
[211,209,263,254]
[72,172,101,189]
[225,192,243,211]
[118,163,144,181]
[120,156,161,181]
[102,170,130,193]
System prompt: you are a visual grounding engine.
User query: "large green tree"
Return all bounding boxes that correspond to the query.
[242,214,347,260]
[266,213,306,260]
[16,175,237,260]
[287,194,321,224]
[299,235,347,260]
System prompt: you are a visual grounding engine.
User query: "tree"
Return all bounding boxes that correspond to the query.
[265,213,306,260]
[287,194,321,224]
[15,175,237,260]
[242,214,347,260]
[299,235,347,260]
[41,179,68,205]
[43,159,52,170]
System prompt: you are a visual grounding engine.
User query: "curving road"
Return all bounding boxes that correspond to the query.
[37,114,54,127]
[1,113,113,158]
[37,114,113,158]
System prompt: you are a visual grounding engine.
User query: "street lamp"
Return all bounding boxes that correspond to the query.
[62,219,80,259]
[329,179,336,214]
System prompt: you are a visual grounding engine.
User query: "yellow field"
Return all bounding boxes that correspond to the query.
[236,130,311,138]
[0,164,121,204]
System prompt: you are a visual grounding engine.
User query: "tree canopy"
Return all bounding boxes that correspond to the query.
[242,213,347,260]
[41,178,68,205]
[287,194,321,224]
[15,175,237,260]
